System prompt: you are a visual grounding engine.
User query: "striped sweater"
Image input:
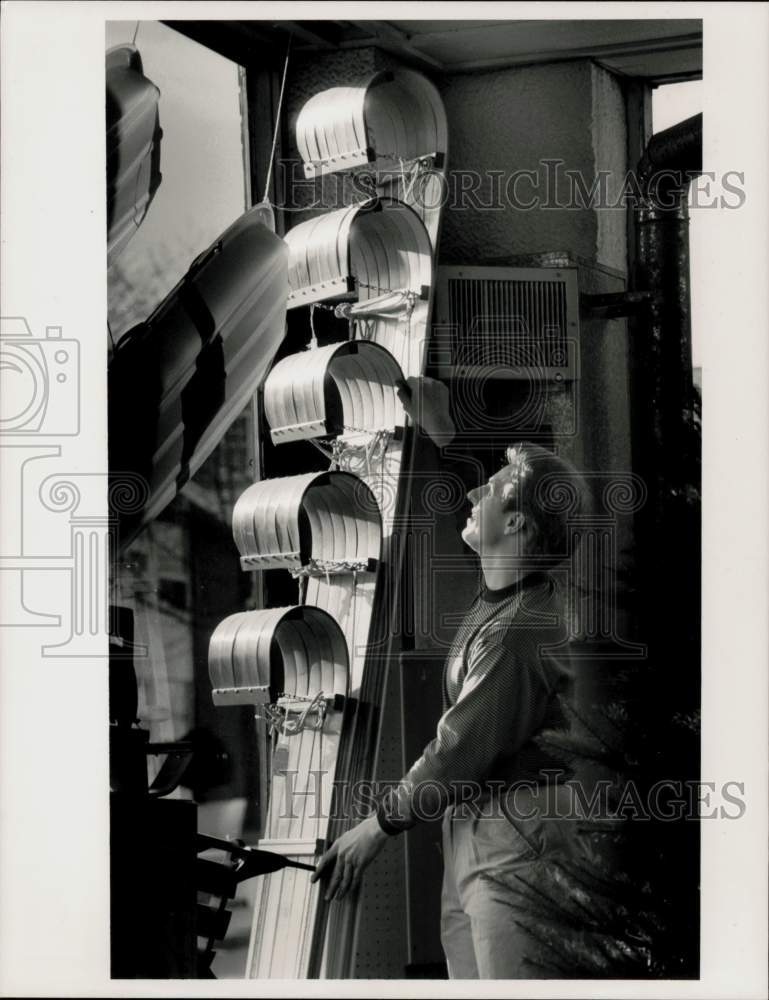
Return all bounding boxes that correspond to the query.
[376,570,574,834]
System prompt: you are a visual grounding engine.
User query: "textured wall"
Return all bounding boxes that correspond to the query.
[438,61,598,264]
[590,64,628,272]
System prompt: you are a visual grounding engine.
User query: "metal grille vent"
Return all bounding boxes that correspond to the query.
[432,266,580,380]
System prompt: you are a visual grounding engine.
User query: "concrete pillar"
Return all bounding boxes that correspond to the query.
[438,60,632,470]
[439,61,626,269]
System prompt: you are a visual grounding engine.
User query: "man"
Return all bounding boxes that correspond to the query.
[312,376,585,979]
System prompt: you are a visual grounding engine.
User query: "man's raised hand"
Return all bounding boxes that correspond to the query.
[394,375,456,446]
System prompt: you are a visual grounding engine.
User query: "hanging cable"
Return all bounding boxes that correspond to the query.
[291,557,373,579]
[352,283,419,305]
[131,21,140,46]
[334,289,418,341]
[272,203,329,214]
[308,304,319,350]
[310,438,336,466]
[263,34,293,205]
[398,156,421,204]
[329,429,392,476]
[285,690,327,736]
[259,690,328,738]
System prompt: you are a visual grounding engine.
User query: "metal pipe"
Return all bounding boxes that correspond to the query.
[626,117,704,963]
[632,112,702,530]
[637,112,703,186]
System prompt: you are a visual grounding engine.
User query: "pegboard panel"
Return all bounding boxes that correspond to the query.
[351,656,409,978]
[400,651,447,971]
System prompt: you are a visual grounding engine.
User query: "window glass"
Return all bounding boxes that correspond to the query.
[107,22,262,841]
[107,20,248,340]
[652,81,702,386]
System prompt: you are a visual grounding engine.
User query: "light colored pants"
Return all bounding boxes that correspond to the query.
[440,784,578,979]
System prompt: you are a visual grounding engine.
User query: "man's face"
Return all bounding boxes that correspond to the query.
[461,465,522,555]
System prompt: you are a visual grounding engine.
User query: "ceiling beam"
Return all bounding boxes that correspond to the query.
[373,19,701,44]
[346,20,444,71]
[272,21,343,49]
[648,70,704,87]
[444,33,703,74]
[308,21,701,79]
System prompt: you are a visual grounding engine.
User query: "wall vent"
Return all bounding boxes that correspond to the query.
[431,265,580,381]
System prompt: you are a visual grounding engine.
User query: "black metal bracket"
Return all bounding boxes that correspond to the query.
[580,291,652,319]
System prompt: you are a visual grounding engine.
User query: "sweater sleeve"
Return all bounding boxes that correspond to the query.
[376,625,553,834]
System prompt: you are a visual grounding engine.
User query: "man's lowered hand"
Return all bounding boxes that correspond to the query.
[311,814,389,902]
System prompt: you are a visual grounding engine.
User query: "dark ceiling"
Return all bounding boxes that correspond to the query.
[273,18,702,83]
[168,18,702,85]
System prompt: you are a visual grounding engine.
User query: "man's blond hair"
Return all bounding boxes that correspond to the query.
[500,442,589,562]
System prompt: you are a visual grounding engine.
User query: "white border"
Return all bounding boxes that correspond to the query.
[0,2,766,997]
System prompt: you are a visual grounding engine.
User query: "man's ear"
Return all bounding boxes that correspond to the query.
[503,511,526,536]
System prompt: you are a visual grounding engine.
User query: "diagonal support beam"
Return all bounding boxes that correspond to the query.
[347,20,444,72]
[272,20,343,49]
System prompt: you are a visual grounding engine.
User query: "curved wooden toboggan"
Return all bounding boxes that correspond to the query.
[209,67,448,978]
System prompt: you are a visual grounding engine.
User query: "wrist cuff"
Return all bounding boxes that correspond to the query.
[375,797,405,836]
